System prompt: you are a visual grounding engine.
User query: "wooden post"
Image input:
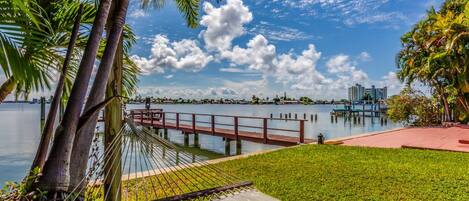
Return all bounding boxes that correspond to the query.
[131,111,134,119]
[234,116,239,140]
[263,118,268,144]
[176,113,179,129]
[236,140,242,155]
[140,111,143,124]
[211,115,215,134]
[299,120,305,143]
[40,96,46,121]
[224,139,231,156]
[192,114,196,133]
[194,133,199,147]
[184,132,189,147]
[150,111,154,125]
[162,112,166,127]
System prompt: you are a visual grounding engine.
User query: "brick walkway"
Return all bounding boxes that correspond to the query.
[341,126,469,152]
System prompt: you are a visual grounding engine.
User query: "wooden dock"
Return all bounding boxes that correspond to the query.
[130,109,314,146]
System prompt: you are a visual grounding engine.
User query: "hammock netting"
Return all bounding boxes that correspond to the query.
[65,118,252,201]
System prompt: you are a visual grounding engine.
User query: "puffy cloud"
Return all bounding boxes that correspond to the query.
[379,71,403,95]
[326,54,354,73]
[274,44,328,89]
[131,35,213,75]
[137,86,240,99]
[200,0,253,51]
[220,35,276,71]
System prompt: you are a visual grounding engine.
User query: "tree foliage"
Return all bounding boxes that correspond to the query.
[0,0,140,101]
[396,0,469,122]
[387,87,440,126]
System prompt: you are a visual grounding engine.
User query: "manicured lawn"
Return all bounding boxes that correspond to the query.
[214,145,469,200]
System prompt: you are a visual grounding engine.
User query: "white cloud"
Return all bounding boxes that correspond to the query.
[200,0,253,51]
[273,0,408,27]
[137,86,241,99]
[131,35,213,75]
[326,54,354,73]
[130,0,397,100]
[378,71,402,95]
[220,35,276,71]
[129,9,147,18]
[358,52,371,61]
[164,74,174,79]
[249,22,311,41]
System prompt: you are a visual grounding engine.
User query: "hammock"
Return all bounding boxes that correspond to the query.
[65,118,252,200]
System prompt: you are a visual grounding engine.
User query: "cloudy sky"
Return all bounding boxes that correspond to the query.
[15,0,441,101]
[127,0,444,100]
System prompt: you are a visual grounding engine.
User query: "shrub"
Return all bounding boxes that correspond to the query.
[387,87,440,126]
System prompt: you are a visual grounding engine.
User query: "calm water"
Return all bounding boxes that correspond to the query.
[0,103,400,184]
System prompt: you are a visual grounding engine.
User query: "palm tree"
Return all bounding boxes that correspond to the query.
[19,0,139,177]
[68,0,202,192]
[0,0,54,102]
[0,0,139,102]
[36,0,115,194]
[397,0,469,122]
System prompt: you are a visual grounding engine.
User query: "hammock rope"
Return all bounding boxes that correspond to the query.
[65,117,251,200]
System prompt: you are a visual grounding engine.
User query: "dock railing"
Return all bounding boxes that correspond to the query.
[129,110,307,144]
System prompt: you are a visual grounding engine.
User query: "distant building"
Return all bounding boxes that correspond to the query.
[349,84,387,101]
[348,84,365,101]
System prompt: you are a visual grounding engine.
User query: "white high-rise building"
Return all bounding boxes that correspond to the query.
[349,84,387,101]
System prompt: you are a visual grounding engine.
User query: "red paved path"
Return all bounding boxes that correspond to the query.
[342,126,469,152]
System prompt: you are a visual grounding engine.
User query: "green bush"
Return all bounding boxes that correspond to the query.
[387,87,440,126]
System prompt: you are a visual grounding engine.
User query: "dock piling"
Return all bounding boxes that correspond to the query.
[40,96,46,121]
[236,140,242,155]
[224,139,231,156]
[184,132,189,147]
[194,133,199,147]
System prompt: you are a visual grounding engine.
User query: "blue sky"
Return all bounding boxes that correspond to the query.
[125,0,442,100]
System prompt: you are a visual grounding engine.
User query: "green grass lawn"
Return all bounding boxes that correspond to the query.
[214,145,469,200]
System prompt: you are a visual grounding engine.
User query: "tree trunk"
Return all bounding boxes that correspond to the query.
[36,0,113,192]
[442,96,451,122]
[30,4,83,173]
[103,37,123,201]
[68,0,129,190]
[0,76,16,102]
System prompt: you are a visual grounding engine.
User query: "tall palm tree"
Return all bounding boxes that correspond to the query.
[36,0,115,194]
[68,0,201,191]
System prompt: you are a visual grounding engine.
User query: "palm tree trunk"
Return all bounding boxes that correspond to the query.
[103,37,123,201]
[30,4,83,173]
[442,97,451,122]
[69,0,129,190]
[0,76,16,102]
[36,0,113,193]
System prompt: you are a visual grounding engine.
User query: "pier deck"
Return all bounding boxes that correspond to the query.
[131,109,314,146]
